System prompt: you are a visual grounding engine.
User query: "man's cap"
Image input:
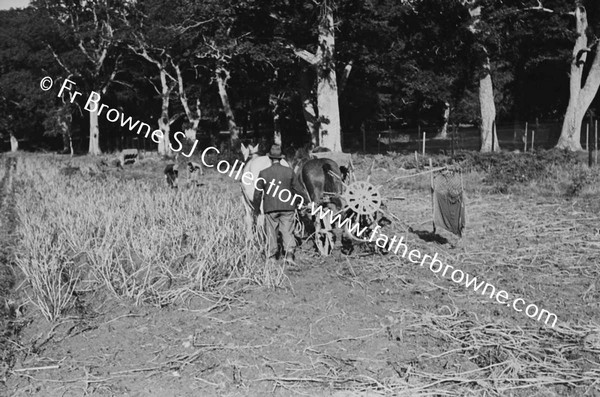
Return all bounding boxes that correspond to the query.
[268,144,284,159]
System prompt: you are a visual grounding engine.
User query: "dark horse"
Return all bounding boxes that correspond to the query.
[288,146,389,255]
[290,147,349,253]
[290,147,345,209]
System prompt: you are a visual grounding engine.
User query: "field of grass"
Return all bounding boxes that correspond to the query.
[1,150,600,396]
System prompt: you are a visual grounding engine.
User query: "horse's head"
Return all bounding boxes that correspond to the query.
[288,147,312,174]
[241,143,260,161]
[240,143,250,161]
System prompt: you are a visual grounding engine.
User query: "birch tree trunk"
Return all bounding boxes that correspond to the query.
[61,126,70,154]
[557,6,600,151]
[270,94,282,146]
[88,111,101,155]
[436,102,450,139]
[158,68,172,156]
[479,57,500,152]
[174,64,201,142]
[87,72,117,156]
[86,56,119,156]
[316,4,341,152]
[464,1,500,152]
[59,111,73,155]
[9,133,18,152]
[216,67,240,150]
[157,114,170,155]
[184,104,201,142]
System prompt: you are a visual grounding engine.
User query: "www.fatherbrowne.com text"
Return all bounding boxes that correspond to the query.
[196,149,558,329]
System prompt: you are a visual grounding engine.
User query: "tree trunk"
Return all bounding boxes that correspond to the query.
[158,68,172,156]
[436,102,450,139]
[157,114,170,156]
[557,6,600,151]
[59,111,72,154]
[9,133,18,152]
[316,4,342,152]
[175,64,201,142]
[300,70,319,147]
[88,110,101,155]
[479,58,500,152]
[464,2,500,152]
[216,66,240,151]
[270,94,282,146]
[184,120,199,142]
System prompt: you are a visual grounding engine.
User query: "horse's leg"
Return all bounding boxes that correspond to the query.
[326,204,343,249]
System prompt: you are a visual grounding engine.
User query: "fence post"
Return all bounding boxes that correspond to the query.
[492,120,496,152]
[451,123,456,159]
[586,122,590,151]
[524,122,528,152]
[531,130,535,152]
[594,120,598,165]
[361,122,366,153]
[535,117,539,150]
[588,123,592,167]
[422,132,426,156]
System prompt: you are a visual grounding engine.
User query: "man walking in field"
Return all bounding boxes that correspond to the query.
[253,145,305,265]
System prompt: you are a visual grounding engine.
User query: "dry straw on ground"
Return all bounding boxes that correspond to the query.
[11,155,281,321]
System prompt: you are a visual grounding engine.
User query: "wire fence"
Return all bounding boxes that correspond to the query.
[3,119,599,159]
[343,119,600,156]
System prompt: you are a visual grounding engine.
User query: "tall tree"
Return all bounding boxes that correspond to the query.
[462,0,501,152]
[556,2,600,150]
[127,44,177,155]
[389,0,475,138]
[192,0,254,152]
[509,0,600,150]
[292,1,342,151]
[0,7,61,152]
[34,0,131,155]
[125,0,176,156]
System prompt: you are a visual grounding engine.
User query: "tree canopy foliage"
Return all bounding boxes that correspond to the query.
[1,0,599,152]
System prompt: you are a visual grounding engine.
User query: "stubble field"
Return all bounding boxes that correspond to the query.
[1,150,600,397]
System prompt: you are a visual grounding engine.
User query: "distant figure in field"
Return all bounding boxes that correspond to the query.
[187,161,204,187]
[164,163,179,189]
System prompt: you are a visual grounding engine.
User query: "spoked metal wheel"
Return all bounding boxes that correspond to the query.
[339,162,385,241]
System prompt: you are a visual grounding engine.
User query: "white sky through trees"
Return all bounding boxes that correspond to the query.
[0,0,30,10]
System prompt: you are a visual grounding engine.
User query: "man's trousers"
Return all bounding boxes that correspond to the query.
[264,211,296,259]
